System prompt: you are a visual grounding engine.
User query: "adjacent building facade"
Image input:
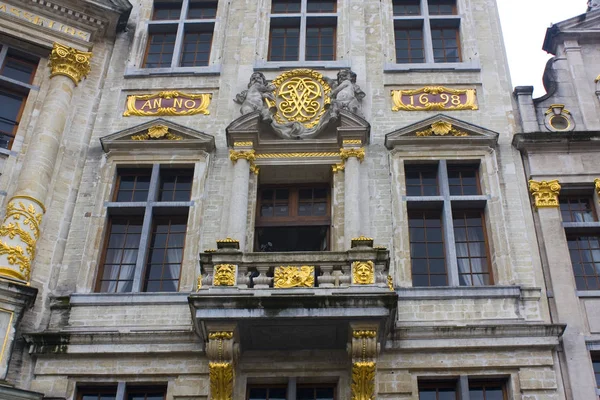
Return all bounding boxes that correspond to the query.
[0,0,596,399]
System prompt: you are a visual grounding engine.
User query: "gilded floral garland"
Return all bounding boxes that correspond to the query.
[274,266,315,288]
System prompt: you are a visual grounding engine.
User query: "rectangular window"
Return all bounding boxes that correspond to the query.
[405,161,491,287]
[77,384,166,400]
[248,387,287,400]
[0,46,39,150]
[97,166,193,293]
[468,381,506,400]
[247,384,335,400]
[126,385,167,400]
[78,387,118,400]
[592,354,600,390]
[418,381,457,400]
[560,196,597,223]
[418,378,507,400]
[392,0,461,64]
[269,0,337,62]
[255,185,330,252]
[144,1,216,68]
[568,235,600,290]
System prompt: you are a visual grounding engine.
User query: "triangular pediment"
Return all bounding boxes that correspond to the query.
[543,9,600,54]
[384,114,499,149]
[100,118,215,153]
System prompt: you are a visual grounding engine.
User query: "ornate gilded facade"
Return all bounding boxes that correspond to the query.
[0,0,596,399]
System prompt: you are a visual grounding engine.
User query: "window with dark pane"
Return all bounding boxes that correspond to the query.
[152,1,182,20]
[306,21,336,61]
[418,381,458,400]
[453,211,491,286]
[144,32,177,68]
[468,381,506,400]
[1,51,38,84]
[297,386,335,400]
[394,27,425,63]
[307,0,336,13]
[180,29,213,67]
[97,217,143,293]
[114,169,152,202]
[247,386,287,400]
[144,216,187,292]
[393,0,421,15]
[409,210,447,287]
[271,0,301,13]
[428,0,457,15]
[78,387,118,400]
[298,187,328,217]
[448,164,480,195]
[159,169,193,201]
[0,90,26,150]
[560,196,597,223]
[127,385,167,400]
[593,354,600,389]
[567,235,600,290]
[405,164,438,196]
[269,24,300,61]
[188,0,217,19]
[431,27,461,62]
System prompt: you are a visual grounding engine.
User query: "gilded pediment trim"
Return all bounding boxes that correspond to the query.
[384,114,499,149]
[100,118,215,153]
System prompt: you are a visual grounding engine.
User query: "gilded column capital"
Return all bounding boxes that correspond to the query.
[529,179,561,209]
[229,149,259,175]
[340,148,365,163]
[49,43,92,85]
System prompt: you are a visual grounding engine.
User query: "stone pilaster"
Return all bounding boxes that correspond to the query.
[349,326,378,400]
[0,43,91,282]
[206,329,236,400]
[340,145,365,247]
[228,144,258,251]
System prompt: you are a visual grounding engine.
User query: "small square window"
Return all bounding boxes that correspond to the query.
[405,164,439,196]
[418,380,458,400]
[393,0,421,16]
[152,1,182,20]
[448,164,480,196]
[560,196,597,223]
[114,169,152,202]
[428,0,457,15]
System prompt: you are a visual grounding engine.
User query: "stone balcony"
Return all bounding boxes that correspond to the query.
[189,239,397,352]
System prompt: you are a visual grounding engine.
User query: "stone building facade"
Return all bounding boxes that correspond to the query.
[513,3,600,400]
[0,0,580,399]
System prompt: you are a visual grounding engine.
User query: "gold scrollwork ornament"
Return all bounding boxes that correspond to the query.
[49,43,92,85]
[529,180,561,209]
[351,361,376,400]
[274,266,315,288]
[131,125,183,141]
[209,362,234,400]
[416,121,469,137]
[213,264,236,286]
[352,261,375,285]
[123,91,211,117]
[391,86,478,112]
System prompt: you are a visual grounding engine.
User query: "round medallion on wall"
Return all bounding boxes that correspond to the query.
[544,104,575,132]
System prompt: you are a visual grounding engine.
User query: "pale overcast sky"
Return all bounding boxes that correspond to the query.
[497,0,587,97]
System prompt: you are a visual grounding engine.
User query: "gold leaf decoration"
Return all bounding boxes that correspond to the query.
[340,148,365,163]
[123,91,212,117]
[213,264,236,286]
[351,361,376,400]
[48,43,92,85]
[352,261,375,285]
[131,125,183,141]
[274,266,315,288]
[416,121,469,137]
[529,180,561,209]
[209,362,234,400]
[391,86,478,111]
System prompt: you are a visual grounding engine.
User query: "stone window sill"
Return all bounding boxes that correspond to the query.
[384,60,481,73]
[124,65,221,78]
[577,290,600,298]
[70,292,190,306]
[396,286,521,299]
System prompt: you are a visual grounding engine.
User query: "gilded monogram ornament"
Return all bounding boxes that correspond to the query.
[391,86,478,111]
[274,266,315,288]
[352,261,375,285]
[131,125,182,141]
[416,121,469,137]
[0,196,45,281]
[123,91,211,117]
[213,264,236,286]
[48,43,92,85]
[529,180,561,209]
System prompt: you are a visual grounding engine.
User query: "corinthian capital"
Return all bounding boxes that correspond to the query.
[49,43,92,85]
[529,179,561,209]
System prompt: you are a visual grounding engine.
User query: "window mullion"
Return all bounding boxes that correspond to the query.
[458,375,470,400]
[116,382,126,400]
[132,165,161,292]
[171,0,189,68]
[421,1,434,63]
[439,160,459,286]
[0,45,8,69]
[287,377,297,400]
[299,0,308,61]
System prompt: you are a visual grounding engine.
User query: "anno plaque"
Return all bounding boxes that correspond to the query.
[391,86,478,111]
[123,91,212,117]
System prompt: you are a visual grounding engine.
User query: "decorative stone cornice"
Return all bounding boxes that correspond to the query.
[48,43,92,85]
[340,148,365,163]
[529,180,561,209]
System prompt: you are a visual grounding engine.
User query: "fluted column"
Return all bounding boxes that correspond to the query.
[0,43,91,282]
[228,143,258,251]
[340,145,365,247]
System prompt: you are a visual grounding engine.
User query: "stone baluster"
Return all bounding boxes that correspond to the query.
[228,143,258,251]
[318,265,335,287]
[340,144,365,248]
[253,266,272,289]
[0,43,91,282]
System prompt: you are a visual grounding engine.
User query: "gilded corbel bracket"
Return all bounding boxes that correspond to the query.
[48,43,92,85]
[350,329,378,400]
[529,180,561,209]
[207,331,235,400]
[595,179,600,201]
[229,149,259,175]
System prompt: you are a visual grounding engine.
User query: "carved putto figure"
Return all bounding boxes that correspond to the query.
[328,68,366,118]
[234,72,276,117]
